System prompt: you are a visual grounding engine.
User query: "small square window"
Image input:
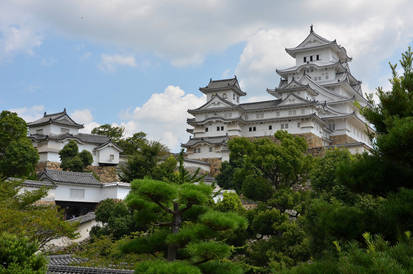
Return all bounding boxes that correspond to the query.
[221,126,224,131]
[217,126,220,131]
[285,123,289,129]
[310,56,313,61]
[205,127,208,132]
[209,147,213,152]
[297,122,301,128]
[269,125,272,130]
[233,94,235,100]
[303,57,307,62]
[249,127,252,132]
[109,154,114,161]
[253,126,256,131]
[316,54,320,60]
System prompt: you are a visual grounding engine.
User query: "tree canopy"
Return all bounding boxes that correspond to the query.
[59,140,93,172]
[0,111,39,178]
[120,178,247,273]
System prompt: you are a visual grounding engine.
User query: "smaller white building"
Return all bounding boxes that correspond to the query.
[21,169,131,219]
[28,109,122,166]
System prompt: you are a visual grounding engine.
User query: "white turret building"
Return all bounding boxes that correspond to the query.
[183,27,373,162]
[28,109,122,166]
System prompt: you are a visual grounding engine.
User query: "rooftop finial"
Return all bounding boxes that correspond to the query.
[44,112,46,117]
[63,108,66,113]
[310,24,314,33]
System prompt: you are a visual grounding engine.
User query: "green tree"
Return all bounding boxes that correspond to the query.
[218,131,311,201]
[0,111,39,178]
[119,141,170,182]
[120,178,247,273]
[92,124,124,142]
[59,140,93,172]
[339,48,413,195]
[0,232,47,273]
[117,131,148,155]
[0,179,77,248]
[91,199,136,240]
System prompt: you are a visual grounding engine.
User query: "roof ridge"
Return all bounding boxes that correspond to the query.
[240,99,279,105]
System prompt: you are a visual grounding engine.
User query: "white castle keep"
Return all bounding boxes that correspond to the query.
[183,26,373,162]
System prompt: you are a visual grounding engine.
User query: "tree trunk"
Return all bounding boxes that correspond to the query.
[167,202,181,261]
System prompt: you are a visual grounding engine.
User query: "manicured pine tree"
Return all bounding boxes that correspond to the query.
[120,178,247,273]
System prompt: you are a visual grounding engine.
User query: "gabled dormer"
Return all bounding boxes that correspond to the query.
[27,108,84,136]
[199,76,246,104]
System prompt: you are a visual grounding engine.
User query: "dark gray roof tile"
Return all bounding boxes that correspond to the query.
[40,169,101,185]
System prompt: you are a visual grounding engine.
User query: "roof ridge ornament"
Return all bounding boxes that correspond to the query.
[310,24,313,33]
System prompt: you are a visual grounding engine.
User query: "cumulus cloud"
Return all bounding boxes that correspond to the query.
[98,54,136,72]
[9,105,45,122]
[0,24,42,60]
[119,85,205,151]
[71,109,100,133]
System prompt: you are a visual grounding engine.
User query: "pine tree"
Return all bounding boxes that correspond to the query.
[120,178,247,273]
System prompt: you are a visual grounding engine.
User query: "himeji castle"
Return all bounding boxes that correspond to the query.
[183,26,373,162]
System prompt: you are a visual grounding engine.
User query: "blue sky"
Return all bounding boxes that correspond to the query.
[1,0,413,151]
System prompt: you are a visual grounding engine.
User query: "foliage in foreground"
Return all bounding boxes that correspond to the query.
[120,178,247,273]
[0,232,46,273]
[0,179,78,249]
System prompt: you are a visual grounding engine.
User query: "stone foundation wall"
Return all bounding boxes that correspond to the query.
[198,158,222,176]
[330,134,357,145]
[36,161,62,173]
[85,166,119,183]
[295,133,324,149]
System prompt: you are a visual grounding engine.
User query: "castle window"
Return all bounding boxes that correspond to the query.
[237,97,239,103]
[281,123,289,129]
[217,126,220,131]
[109,154,114,161]
[316,54,320,60]
[329,123,336,131]
[209,147,213,152]
[205,127,208,132]
[253,126,256,131]
[310,56,313,61]
[223,93,227,99]
[233,94,235,100]
[269,125,272,130]
[297,122,301,128]
[221,126,224,131]
[61,128,69,133]
[249,127,252,132]
[303,57,307,62]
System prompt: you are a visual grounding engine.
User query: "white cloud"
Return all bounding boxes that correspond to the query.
[98,54,137,72]
[0,24,42,60]
[120,85,205,151]
[71,109,100,133]
[10,105,45,122]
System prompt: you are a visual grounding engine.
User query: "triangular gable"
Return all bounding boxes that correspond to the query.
[95,141,123,152]
[304,76,348,101]
[195,95,235,111]
[277,93,312,106]
[295,31,332,49]
[282,79,308,90]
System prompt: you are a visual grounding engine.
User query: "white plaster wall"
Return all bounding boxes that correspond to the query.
[97,146,120,165]
[183,161,210,173]
[54,184,103,203]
